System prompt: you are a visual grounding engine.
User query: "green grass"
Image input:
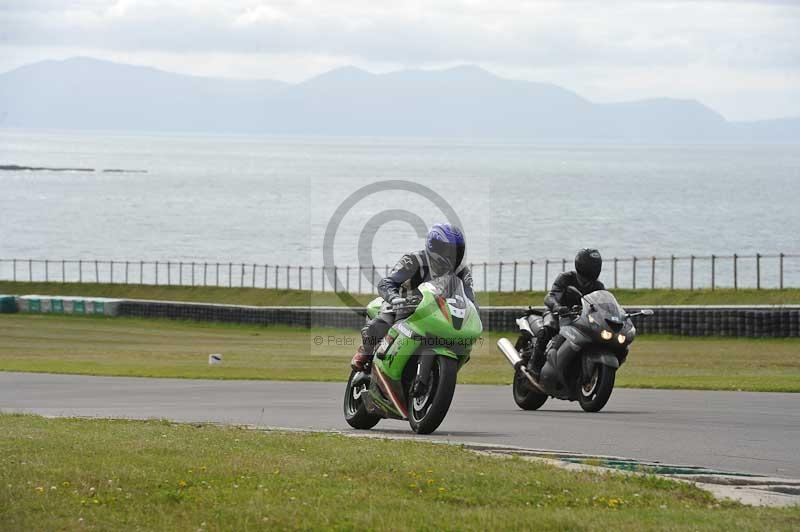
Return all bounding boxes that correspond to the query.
[2,281,799,307]
[2,314,799,391]
[1,415,798,531]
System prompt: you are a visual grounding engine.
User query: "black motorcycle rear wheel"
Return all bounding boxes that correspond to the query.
[578,364,616,412]
[344,370,381,429]
[408,355,458,434]
[512,367,548,411]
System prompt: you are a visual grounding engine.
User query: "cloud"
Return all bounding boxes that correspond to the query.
[1,0,798,120]
[2,1,797,67]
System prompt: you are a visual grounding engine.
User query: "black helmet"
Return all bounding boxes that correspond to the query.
[575,248,602,283]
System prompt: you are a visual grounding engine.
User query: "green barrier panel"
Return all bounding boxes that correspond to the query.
[13,296,118,316]
[0,295,16,313]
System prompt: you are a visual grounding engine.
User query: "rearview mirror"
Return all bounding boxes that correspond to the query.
[641,309,654,316]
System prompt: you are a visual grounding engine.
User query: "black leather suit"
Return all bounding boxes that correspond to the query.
[529,271,605,367]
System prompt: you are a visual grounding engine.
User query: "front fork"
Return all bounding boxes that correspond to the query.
[411,353,436,397]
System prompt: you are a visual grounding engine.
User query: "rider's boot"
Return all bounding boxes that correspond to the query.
[515,331,533,365]
[528,330,548,379]
[351,345,373,373]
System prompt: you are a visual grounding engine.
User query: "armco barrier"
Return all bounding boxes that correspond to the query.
[117,300,366,329]
[7,295,800,337]
[479,306,800,337]
[116,300,800,338]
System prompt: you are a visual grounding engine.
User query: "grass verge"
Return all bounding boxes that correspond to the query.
[2,314,799,391]
[1,415,798,531]
[2,281,799,307]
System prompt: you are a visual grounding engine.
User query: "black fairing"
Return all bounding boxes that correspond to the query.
[572,290,636,351]
[539,290,635,400]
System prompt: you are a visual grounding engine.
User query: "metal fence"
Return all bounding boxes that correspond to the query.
[0,253,797,292]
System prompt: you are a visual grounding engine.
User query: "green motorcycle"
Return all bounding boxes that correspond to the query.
[343,273,483,434]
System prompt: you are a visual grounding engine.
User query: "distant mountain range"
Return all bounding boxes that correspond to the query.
[1,57,797,141]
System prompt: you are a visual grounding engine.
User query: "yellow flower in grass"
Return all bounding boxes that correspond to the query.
[35,486,45,494]
[178,480,188,488]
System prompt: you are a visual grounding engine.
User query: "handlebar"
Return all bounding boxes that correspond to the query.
[625,309,655,318]
[391,296,422,313]
[522,306,580,318]
[518,301,655,321]
[555,305,583,317]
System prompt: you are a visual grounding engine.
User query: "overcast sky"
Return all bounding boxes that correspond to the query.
[1,0,798,121]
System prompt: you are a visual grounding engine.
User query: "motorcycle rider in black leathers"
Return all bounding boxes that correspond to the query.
[526,248,605,378]
[351,223,477,372]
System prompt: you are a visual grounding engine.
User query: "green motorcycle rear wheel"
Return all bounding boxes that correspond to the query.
[344,370,381,430]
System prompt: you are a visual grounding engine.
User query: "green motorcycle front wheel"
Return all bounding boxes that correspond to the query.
[408,355,458,434]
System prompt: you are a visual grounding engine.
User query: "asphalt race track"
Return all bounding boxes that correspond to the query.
[2,372,799,478]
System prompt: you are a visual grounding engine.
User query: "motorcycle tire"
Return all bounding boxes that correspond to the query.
[512,367,548,411]
[578,364,616,412]
[408,355,458,435]
[343,369,381,429]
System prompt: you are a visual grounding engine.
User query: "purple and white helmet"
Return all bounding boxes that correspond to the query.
[426,223,466,274]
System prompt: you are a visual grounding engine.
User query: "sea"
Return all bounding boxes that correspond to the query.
[1,129,798,290]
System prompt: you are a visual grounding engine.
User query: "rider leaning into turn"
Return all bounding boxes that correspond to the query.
[351,223,477,372]
[526,248,605,378]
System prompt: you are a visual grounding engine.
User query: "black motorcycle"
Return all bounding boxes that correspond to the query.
[497,287,653,412]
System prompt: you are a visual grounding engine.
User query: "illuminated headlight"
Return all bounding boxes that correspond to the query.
[617,334,626,344]
[600,330,613,340]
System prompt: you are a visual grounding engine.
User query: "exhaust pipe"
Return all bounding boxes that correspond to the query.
[497,338,547,394]
[497,337,524,369]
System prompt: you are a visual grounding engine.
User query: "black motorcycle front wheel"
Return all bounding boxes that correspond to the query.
[578,364,616,412]
[343,370,381,429]
[512,367,548,411]
[408,355,458,434]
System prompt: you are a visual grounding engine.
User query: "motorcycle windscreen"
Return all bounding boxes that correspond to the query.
[584,290,626,329]
[428,273,469,329]
[427,273,467,307]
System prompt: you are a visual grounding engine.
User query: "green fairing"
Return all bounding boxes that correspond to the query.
[374,282,483,382]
